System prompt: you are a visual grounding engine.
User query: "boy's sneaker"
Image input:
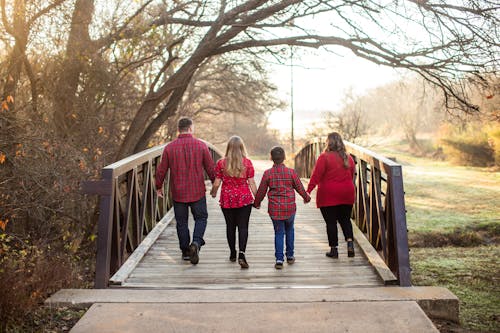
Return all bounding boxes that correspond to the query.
[275,261,283,269]
[182,249,190,261]
[286,257,295,264]
[326,247,339,258]
[189,243,199,265]
[347,241,355,257]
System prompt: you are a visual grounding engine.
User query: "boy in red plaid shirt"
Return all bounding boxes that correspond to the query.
[254,146,310,269]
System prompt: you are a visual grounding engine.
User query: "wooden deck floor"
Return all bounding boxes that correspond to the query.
[120,160,383,289]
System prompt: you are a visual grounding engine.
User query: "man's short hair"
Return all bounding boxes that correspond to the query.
[270,146,285,164]
[178,117,193,132]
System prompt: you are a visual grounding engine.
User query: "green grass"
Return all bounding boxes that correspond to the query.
[403,164,500,233]
[372,142,500,233]
[372,139,500,331]
[411,246,500,332]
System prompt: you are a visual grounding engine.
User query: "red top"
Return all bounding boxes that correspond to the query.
[254,164,310,220]
[307,152,355,207]
[155,133,215,203]
[215,157,255,209]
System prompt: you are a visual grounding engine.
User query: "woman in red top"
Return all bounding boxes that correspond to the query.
[210,136,257,268]
[307,132,356,258]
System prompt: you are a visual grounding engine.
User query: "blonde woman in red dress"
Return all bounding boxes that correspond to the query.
[307,132,356,258]
[210,136,257,268]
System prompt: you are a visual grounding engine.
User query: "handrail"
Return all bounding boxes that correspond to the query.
[82,141,223,288]
[294,137,411,286]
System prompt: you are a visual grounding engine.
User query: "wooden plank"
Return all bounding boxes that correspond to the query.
[118,162,386,289]
[352,220,398,284]
[109,209,175,285]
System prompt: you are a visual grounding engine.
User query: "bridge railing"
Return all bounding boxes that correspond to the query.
[82,141,222,288]
[294,137,411,286]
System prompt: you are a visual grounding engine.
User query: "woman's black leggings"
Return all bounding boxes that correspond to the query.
[319,204,354,247]
[221,204,252,253]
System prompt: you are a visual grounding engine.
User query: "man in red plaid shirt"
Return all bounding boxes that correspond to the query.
[254,146,310,269]
[156,117,215,265]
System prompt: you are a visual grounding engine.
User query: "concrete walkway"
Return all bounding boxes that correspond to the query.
[55,159,457,332]
[45,286,458,332]
[70,301,438,333]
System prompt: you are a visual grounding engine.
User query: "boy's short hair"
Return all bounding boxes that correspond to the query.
[178,117,193,132]
[270,146,285,164]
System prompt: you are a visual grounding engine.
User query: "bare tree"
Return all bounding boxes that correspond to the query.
[145,54,284,151]
[112,0,498,158]
[2,1,498,158]
[332,88,370,142]
[1,0,66,111]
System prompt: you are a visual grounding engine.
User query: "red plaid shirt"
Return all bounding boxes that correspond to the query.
[254,163,310,220]
[155,133,215,203]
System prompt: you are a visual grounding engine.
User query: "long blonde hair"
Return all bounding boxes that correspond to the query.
[224,136,248,177]
[325,132,349,168]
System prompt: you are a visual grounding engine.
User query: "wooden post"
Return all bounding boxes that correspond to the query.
[389,165,411,286]
[90,170,115,289]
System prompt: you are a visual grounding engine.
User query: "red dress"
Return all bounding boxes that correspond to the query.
[307,152,355,207]
[215,158,255,209]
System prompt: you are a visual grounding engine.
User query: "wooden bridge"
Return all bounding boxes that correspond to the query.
[47,138,458,332]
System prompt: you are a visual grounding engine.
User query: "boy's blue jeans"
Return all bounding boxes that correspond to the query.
[272,214,295,262]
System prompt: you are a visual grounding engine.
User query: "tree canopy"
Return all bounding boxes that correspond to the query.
[1,0,498,157]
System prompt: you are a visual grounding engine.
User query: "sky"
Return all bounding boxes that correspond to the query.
[266,49,401,138]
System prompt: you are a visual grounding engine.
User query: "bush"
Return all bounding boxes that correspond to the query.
[439,123,496,167]
[441,138,494,167]
[0,234,80,332]
[409,223,500,248]
[485,125,500,166]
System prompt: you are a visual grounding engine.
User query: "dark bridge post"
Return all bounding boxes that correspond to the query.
[294,138,411,286]
[387,164,411,286]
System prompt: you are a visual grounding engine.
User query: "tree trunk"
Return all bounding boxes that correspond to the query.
[2,0,27,111]
[133,83,191,153]
[53,0,95,136]
[115,59,202,160]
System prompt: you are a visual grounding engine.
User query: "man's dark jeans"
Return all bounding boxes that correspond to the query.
[173,196,208,251]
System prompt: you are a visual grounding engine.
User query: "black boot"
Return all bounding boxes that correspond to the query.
[238,252,249,268]
[229,250,237,262]
[347,241,355,257]
[325,247,338,258]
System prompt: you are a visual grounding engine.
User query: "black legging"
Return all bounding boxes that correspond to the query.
[221,204,252,253]
[319,204,354,247]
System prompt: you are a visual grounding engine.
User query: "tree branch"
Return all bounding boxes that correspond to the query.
[27,0,67,27]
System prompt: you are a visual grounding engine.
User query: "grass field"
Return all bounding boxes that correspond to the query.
[411,246,499,332]
[403,164,499,233]
[373,142,500,332]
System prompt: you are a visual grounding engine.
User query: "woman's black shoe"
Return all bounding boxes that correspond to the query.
[347,241,355,257]
[238,252,249,268]
[325,247,338,258]
[229,250,237,262]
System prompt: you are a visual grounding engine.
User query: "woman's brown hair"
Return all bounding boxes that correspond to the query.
[325,132,349,168]
[224,136,248,177]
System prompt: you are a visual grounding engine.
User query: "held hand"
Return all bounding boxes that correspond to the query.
[157,188,164,198]
[304,196,311,204]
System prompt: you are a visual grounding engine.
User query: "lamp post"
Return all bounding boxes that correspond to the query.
[290,46,295,154]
